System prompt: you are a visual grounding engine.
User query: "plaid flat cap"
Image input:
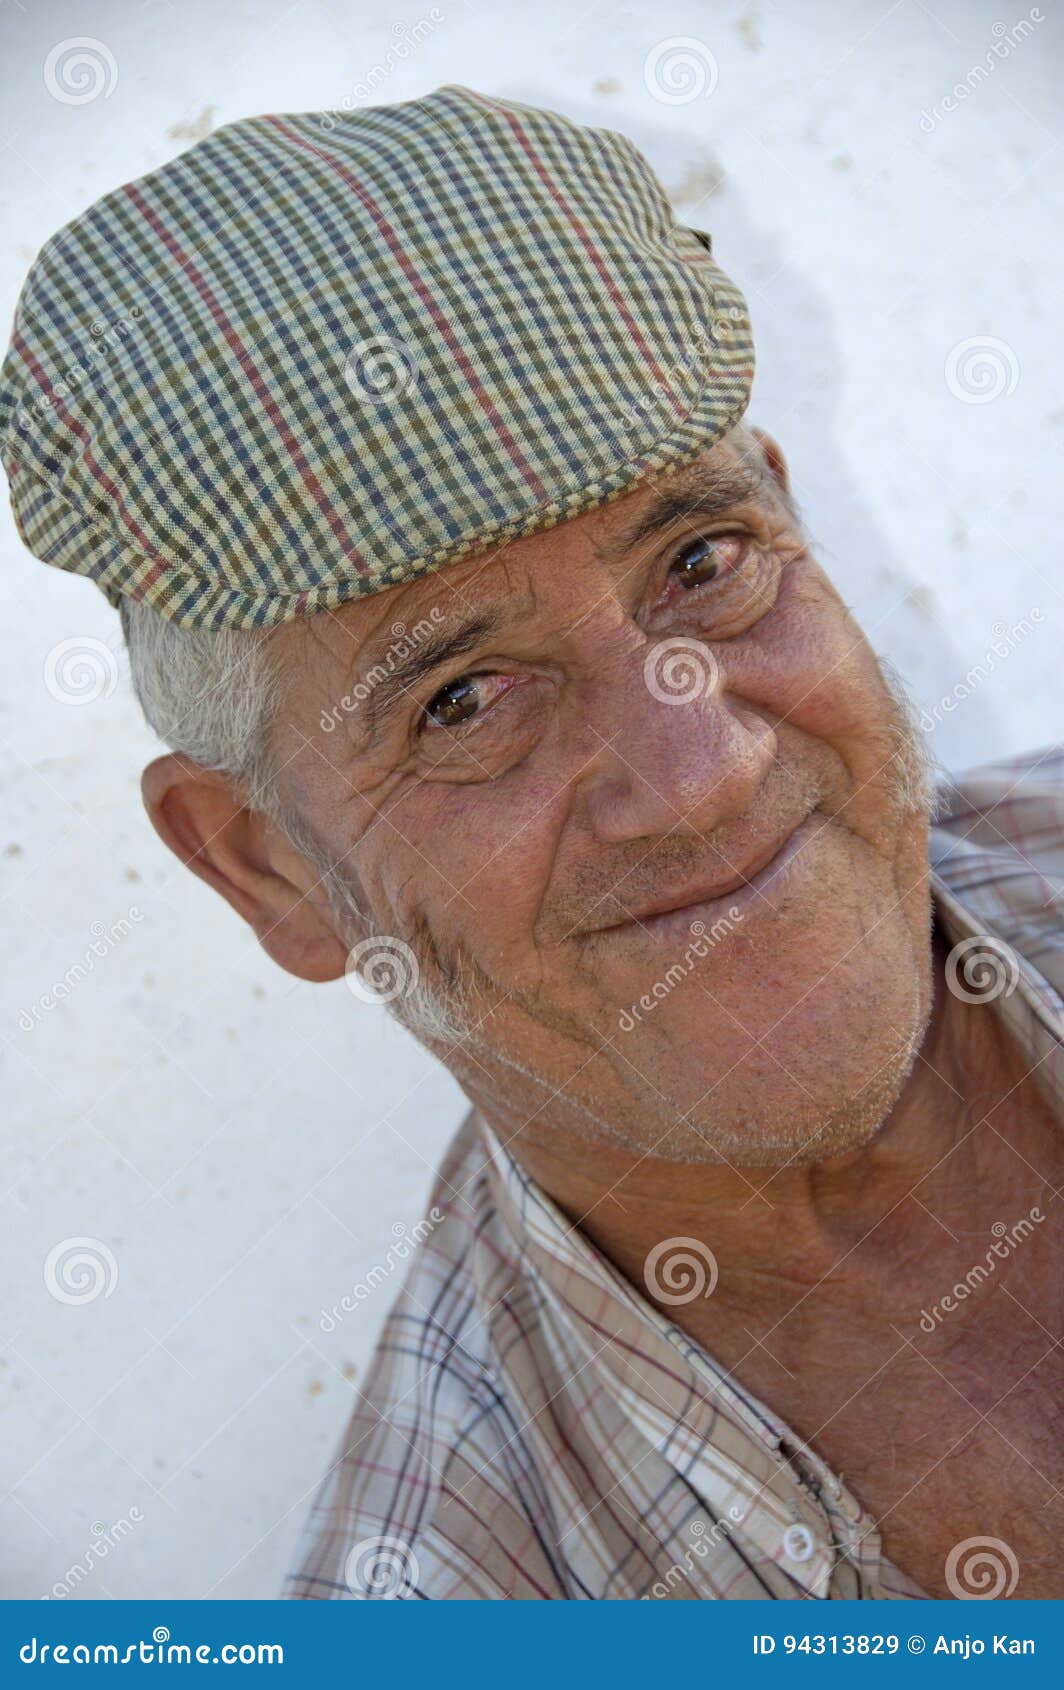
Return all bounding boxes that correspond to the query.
[0,85,754,630]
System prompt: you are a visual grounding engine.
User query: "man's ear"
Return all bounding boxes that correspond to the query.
[141,753,349,983]
[750,427,791,497]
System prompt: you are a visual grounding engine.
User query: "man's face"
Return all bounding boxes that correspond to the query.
[270,428,933,1166]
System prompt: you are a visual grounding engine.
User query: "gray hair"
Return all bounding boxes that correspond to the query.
[119,425,780,808]
[119,597,285,820]
[120,598,363,923]
[119,549,938,1056]
[120,596,478,1044]
[123,591,449,976]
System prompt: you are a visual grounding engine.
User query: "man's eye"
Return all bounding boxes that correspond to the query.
[669,536,722,589]
[425,674,482,729]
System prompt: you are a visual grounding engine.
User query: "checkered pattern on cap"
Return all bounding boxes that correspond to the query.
[0,85,754,630]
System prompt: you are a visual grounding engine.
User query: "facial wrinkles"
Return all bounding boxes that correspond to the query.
[275,434,939,1166]
[369,659,927,1003]
[334,587,922,976]
[298,444,787,818]
[311,585,924,955]
[339,573,606,978]
[547,748,815,943]
[522,571,819,945]
[291,679,934,1172]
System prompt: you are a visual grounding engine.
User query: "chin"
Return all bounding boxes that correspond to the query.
[604,1008,927,1168]
[598,860,934,1168]
[671,1029,925,1167]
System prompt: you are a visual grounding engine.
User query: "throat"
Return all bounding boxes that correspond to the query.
[499,926,1050,1359]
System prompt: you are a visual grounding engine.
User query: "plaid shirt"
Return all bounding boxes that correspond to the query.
[287,749,1063,1600]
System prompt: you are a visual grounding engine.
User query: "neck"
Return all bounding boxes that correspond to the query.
[470,930,1040,1336]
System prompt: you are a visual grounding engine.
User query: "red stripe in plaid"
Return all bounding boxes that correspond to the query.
[286,750,1062,1600]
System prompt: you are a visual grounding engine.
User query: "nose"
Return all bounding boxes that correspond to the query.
[575,633,776,845]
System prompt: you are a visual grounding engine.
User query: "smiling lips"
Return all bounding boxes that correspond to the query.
[588,813,824,936]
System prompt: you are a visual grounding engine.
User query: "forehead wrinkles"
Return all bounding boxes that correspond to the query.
[282,448,746,694]
[275,443,769,783]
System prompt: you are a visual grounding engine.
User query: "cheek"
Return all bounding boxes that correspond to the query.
[730,561,898,773]
[371,776,565,978]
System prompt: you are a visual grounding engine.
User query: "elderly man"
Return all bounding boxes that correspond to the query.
[2,88,1060,1603]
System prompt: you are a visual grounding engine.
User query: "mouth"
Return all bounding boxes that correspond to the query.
[586,813,827,943]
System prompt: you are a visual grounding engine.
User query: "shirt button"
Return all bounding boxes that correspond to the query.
[783,1523,816,1563]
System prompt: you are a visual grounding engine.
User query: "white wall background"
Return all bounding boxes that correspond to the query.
[1,0,1061,1600]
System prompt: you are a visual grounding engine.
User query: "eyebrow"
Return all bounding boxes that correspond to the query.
[347,461,764,741]
[356,611,503,739]
[605,458,765,560]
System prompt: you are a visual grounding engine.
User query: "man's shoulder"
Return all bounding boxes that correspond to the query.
[932,744,1064,852]
[931,744,1064,916]
[930,744,1064,1070]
